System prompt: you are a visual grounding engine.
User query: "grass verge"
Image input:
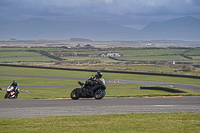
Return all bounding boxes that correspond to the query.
[0,66,200,85]
[0,113,200,133]
[0,65,200,99]
[1,82,199,99]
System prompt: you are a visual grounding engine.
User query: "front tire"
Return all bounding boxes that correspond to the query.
[4,93,10,99]
[94,89,106,100]
[70,88,80,100]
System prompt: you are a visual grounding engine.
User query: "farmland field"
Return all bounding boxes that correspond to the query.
[185,48,200,55]
[0,46,200,76]
[0,51,57,62]
[117,49,186,56]
[116,55,187,61]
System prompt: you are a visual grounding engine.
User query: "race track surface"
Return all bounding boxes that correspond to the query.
[0,96,200,118]
[0,74,200,118]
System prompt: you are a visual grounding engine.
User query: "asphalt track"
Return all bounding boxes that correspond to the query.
[0,74,200,118]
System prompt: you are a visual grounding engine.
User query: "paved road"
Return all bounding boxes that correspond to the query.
[0,74,200,118]
[0,96,200,118]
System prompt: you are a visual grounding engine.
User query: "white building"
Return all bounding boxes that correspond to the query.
[100,52,122,57]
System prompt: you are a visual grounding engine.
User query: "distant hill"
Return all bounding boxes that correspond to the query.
[0,18,137,41]
[0,16,200,41]
[139,16,200,41]
[70,38,93,42]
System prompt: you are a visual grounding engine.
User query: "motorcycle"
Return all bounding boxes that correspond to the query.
[4,86,18,99]
[70,78,106,100]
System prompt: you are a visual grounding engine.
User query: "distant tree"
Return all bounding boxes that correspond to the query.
[70,38,92,42]
[10,38,17,40]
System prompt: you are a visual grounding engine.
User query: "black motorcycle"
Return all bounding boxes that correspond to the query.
[70,78,106,100]
[5,85,18,99]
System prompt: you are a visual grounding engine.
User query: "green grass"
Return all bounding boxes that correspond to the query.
[119,49,186,56]
[64,48,186,56]
[0,76,79,99]
[57,63,200,75]
[15,87,73,99]
[0,76,77,86]
[106,83,200,97]
[1,47,200,65]
[0,113,200,133]
[190,56,200,59]
[0,47,62,52]
[185,48,200,55]
[0,66,200,99]
[0,56,57,62]
[0,66,200,85]
[0,76,199,99]
[116,55,187,61]
[0,59,199,133]
[61,56,120,62]
[0,51,42,57]
[0,51,57,62]
[61,64,172,72]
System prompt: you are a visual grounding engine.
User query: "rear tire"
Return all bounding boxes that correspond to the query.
[70,88,80,100]
[94,89,106,100]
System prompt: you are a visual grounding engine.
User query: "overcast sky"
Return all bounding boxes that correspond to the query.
[0,0,200,29]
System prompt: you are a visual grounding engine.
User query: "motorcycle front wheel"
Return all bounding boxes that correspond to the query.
[70,88,80,100]
[4,92,10,99]
[94,89,106,100]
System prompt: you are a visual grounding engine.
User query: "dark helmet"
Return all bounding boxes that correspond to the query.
[95,71,102,78]
[13,80,17,84]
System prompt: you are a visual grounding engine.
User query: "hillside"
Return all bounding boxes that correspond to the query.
[0,18,137,40]
[0,16,200,41]
[140,16,200,40]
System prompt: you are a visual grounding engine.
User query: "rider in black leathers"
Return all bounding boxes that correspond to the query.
[11,80,19,95]
[84,70,103,93]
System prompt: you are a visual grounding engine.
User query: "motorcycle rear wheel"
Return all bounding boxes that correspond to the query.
[70,88,80,100]
[94,89,106,100]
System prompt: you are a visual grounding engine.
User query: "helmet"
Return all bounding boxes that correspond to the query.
[95,71,102,78]
[13,80,17,84]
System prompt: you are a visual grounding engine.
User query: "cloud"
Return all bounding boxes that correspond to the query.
[0,0,200,21]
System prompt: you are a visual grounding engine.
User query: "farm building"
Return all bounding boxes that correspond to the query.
[74,44,95,49]
[100,52,122,57]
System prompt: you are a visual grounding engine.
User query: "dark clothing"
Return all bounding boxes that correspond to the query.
[10,82,19,92]
[85,75,99,91]
[11,83,17,88]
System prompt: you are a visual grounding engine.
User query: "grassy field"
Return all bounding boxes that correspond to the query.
[1,47,200,75]
[56,63,200,75]
[0,66,200,99]
[185,48,200,55]
[116,55,187,61]
[0,113,200,133]
[61,56,120,62]
[0,51,57,62]
[118,49,186,56]
[0,66,200,133]
[0,66,200,85]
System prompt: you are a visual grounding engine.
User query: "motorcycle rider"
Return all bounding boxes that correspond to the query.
[84,70,103,93]
[10,80,19,95]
